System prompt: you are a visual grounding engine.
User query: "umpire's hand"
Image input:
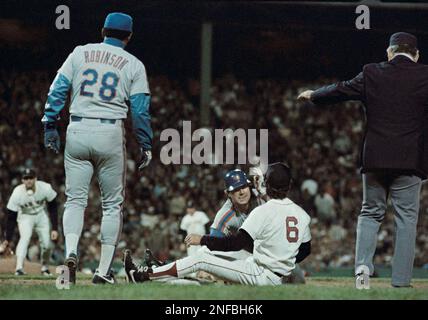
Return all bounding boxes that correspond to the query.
[138,149,152,171]
[297,90,314,101]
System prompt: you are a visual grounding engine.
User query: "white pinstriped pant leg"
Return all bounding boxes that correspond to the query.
[16,215,36,270]
[34,212,52,265]
[152,247,281,286]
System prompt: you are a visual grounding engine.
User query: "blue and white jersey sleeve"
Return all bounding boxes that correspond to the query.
[42,49,75,123]
[130,61,150,95]
[58,50,75,82]
[210,199,237,237]
[129,61,152,150]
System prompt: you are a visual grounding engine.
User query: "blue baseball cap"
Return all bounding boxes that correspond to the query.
[224,169,251,192]
[104,12,133,32]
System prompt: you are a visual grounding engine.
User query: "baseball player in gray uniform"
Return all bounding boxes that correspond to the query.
[124,163,311,286]
[0,168,58,276]
[41,12,153,284]
[210,169,260,238]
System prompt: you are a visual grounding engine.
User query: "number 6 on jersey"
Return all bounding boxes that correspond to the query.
[286,216,299,242]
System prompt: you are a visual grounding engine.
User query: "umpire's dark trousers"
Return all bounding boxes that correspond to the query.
[355,171,422,286]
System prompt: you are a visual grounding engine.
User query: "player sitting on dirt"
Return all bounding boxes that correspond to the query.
[124,163,311,286]
[143,168,259,268]
[143,167,307,283]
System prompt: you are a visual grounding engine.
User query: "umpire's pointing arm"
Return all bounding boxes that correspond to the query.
[297,71,364,105]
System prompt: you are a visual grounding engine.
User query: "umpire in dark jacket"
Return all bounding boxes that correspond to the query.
[298,32,428,287]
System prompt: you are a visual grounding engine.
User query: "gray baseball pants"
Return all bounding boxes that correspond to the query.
[63,117,126,250]
[355,171,421,286]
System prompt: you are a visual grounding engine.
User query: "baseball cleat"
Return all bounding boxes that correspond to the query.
[15,269,26,276]
[123,249,138,283]
[92,270,116,285]
[392,284,413,288]
[41,267,52,276]
[144,248,164,268]
[64,253,78,284]
[123,249,151,283]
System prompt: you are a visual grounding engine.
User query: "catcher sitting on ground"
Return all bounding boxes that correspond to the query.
[124,163,311,286]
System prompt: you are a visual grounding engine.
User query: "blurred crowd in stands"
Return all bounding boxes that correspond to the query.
[1,70,427,273]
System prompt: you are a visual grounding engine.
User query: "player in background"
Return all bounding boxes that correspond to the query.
[124,163,311,286]
[0,169,58,276]
[41,12,153,284]
[180,201,210,257]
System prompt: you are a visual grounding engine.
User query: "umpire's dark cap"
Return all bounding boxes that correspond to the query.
[389,32,418,49]
[265,162,292,191]
[224,169,251,192]
[22,168,36,179]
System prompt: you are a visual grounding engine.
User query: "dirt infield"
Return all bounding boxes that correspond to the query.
[0,256,56,275]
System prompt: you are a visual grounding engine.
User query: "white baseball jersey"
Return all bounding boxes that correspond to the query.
[180,211,210,235]
[241,198,311,276]
[58,43,150,119]
[7,181,57,216]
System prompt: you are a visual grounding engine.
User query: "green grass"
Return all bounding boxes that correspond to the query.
[0,275,427,300]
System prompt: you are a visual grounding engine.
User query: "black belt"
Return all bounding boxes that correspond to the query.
[71,115,117,124]
[274,272,284,278]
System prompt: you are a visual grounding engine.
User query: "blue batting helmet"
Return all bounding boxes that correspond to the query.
[224,169,251,192]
